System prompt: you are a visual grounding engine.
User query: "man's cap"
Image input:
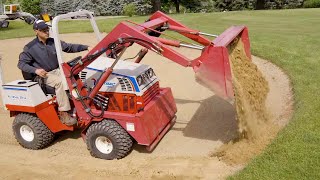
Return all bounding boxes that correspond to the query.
[33,20,51,30]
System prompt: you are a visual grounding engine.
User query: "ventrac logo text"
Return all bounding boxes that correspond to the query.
[91,78,116,87]
[104,82,116,87]
[8,95,27,100]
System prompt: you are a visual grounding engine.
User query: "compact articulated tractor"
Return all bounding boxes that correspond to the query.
[1,10,251,160]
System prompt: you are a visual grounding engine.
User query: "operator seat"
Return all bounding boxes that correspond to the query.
[21,71,56,95]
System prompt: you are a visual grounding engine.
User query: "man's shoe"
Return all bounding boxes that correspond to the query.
[59,111,77,126]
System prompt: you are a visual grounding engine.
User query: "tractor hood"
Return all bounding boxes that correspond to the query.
[86,56,151,76]
[80,56,158,95]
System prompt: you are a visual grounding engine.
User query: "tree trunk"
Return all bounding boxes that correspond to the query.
[151,0,161,12]
[256,0,265,10]
[174,0,180,13]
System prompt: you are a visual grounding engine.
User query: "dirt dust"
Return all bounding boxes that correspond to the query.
[229,38,270,139]
[211,39,293,164]
[0,33,293,179]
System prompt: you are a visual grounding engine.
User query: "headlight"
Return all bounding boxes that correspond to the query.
[137,68,155,86]
[146,68,154,78]
[136,75,144,86]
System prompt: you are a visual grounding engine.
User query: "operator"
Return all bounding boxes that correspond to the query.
[18,20,90,126]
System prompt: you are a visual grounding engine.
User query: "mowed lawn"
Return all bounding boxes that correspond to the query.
[1,8,319,179]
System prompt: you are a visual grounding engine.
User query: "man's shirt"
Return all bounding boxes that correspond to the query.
[18,37,88,74]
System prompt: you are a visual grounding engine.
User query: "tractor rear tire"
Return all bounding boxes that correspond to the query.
[12,113,55,149]
[86,119,133,160]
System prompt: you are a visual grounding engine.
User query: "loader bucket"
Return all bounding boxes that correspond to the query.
[193,26,251,103]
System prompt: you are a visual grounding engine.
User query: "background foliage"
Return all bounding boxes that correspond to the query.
[303,0,320,7]
[1,0,317,16]
[39,0,152,16]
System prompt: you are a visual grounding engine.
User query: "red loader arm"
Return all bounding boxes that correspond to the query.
[71,11,251,102]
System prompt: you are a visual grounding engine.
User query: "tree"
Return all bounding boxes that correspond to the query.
[54,0,72,15]
[173,0,180,13]
[151,0,161,12]
[3,0,19,4]
[181,0,204,12]
[21,0,41,14]
[131,0,152,15]
[0,0,3,14]
[256,0,265,9]
[161,0,207,13]
[123,3,136,17]
[68,0,151,16]
[263,0,304,9]
[40,0,55,14]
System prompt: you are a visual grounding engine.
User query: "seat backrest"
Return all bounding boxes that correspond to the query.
[21,71,55,95]
[21,71,36,80]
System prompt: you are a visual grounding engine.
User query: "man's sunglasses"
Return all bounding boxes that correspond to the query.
[39,29,49,33]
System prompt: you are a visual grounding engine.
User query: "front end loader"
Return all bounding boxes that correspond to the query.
[84,11,250,102]
[1,10,251,160]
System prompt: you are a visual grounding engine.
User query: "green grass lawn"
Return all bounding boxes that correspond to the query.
[1,8,320,179]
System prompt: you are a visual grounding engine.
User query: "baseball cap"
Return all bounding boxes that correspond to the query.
[33,20,51,30]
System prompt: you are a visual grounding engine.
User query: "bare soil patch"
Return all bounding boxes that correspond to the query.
[0,33,292,179]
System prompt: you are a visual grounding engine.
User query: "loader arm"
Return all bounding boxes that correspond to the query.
[69,11,251,102]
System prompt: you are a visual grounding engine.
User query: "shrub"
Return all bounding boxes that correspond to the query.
[123,3,136,17]
[215,0,255,11]
[131,0,152,15]
[20,0,42,14]
[303,0,320,8]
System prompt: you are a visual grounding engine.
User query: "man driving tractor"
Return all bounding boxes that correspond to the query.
[17,20,90,126]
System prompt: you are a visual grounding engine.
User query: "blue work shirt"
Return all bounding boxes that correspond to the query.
[18,37,88,74]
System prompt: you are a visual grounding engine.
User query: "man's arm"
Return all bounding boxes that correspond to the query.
[18,46,47,78]
[17,47,37,74]
[61,41,88,53]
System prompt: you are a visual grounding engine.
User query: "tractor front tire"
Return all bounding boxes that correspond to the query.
[12,113,55,149]
[86,120,133,160]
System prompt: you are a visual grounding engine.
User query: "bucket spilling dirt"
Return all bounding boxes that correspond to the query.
[229,38,270,140]
[211,38,275,164]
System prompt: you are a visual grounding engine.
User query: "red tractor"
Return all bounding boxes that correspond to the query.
[1,10,251,160]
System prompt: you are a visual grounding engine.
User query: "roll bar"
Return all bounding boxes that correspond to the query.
[51,10,102,90]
